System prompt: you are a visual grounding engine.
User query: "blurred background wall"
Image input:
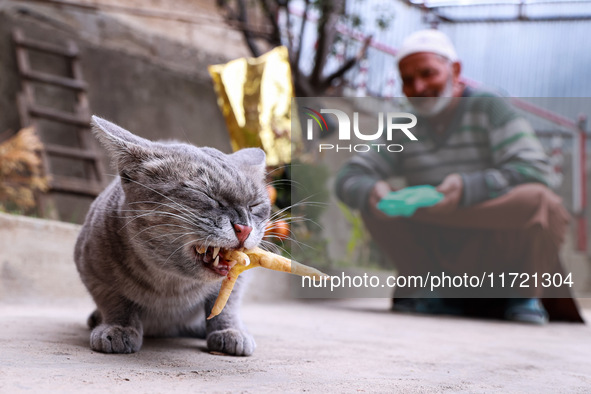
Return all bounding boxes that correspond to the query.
[0,0,241,222]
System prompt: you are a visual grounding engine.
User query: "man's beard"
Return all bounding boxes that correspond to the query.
[408,75,454,117]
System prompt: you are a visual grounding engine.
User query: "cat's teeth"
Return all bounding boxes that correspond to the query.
[243,255,251,266]
[213,255,220,267]
[212,247,220,259]
[197,245,207,254]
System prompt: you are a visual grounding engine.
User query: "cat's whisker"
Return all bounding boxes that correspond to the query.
[121,208,201,224]
[258,239,280,253]
[268,216,324,233]
[266,198,328,222]
[265,179,294,189]
[121,177,185,209]
[132,230,203,245]
[267,215,313,225]
[127,200,204,224]
[268,206,294,221]
[121,177,205,224]
[202,235,213,251]
[263,234,313,253]
[119,211,196,233]
[289,198,331,209]
[166,232,204,247]
[123,201,199,223]
[257,239,307,260]
[134,233,189,247]
[264,165,288,179]
[267,176,306,189]
[119,210,194,225]
[164,238,203,265]
[118,205,206,230]
[128,223,197,241]
[257,239,275,251]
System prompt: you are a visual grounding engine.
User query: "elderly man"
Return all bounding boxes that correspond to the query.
[335,29,583,324]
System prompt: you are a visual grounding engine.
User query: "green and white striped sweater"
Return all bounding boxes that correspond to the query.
[335,87,551,211]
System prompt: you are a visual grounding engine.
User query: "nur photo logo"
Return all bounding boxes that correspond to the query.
[303,107,419,153]
[304,107,329,138]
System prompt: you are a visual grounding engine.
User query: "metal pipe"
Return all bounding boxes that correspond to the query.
[577,115,588,252]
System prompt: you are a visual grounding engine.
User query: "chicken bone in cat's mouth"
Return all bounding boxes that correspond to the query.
[194,245,250,276]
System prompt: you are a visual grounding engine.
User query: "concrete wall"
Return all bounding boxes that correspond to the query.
[0,3,235,148]
[0,212,291,304]
[0,3,235,222]
[0,212,88,302]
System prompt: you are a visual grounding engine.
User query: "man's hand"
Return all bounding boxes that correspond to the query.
[424,173,463,214]
[368,181,392,219]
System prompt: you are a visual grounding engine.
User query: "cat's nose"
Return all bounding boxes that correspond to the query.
[232,223,252,245]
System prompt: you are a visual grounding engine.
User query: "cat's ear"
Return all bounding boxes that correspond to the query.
[231,148,266,178]
[91,115,153,178]
[91,116,152,150]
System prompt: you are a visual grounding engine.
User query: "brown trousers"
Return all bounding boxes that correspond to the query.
[362,184,583,322]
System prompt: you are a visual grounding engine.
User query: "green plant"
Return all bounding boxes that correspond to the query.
[336,202,374,267]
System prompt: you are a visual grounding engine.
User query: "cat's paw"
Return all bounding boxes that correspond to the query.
[90,324,143,354]
[206,328,256,356]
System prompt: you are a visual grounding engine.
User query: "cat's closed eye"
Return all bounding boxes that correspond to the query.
[179,183,221,207]
[249,202,265,210]
[206,195,223,208]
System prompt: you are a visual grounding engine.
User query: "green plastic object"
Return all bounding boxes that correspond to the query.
[377,185,444,217]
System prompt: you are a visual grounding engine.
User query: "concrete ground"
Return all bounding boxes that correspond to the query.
[1,297,590,393]
[2,214,591,393]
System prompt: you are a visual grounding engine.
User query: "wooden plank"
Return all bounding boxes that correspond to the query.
[69,41,107,187]
[12,27,105,215]
[14,35,32,74]
[16,93,33,129]
[12,29,78,58]
[70,41,91,119]
[21,69,87,91]
[17,97,60,220]
[13,31,37,105]
[44,143,100,160]
[28,105,90,127]
[50,175,104,196]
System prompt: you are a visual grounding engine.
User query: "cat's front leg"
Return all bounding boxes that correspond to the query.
[205,279,255,356]
[205,316,256,357]
[89,297,144,354]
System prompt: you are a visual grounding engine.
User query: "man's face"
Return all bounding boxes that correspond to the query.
[398,52,460,116]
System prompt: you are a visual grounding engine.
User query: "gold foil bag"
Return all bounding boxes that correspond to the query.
[208,46,299,166]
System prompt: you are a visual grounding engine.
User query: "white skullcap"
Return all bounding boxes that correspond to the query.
[396,29,459,64]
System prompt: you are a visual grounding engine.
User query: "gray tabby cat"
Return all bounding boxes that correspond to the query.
[74,116,271,356]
